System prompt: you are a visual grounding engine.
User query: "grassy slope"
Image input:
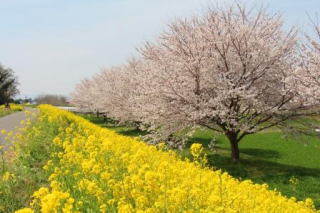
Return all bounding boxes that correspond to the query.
[0,111,57,212]
[0,110,11,118]
[0,108,16,117]
[81,114,320,208]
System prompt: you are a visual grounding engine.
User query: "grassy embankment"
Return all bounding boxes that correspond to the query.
[0,106,318,212]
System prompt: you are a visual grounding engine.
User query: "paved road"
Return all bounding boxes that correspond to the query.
[0,109,35,151]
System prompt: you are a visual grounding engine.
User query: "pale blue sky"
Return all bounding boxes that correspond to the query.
[0,0,319,98]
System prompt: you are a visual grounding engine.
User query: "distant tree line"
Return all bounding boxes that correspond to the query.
[14,97,34,105]
[35,94,68,106]
[0,65,19,108]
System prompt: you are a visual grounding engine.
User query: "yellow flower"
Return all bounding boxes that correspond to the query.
[157,142,166,151]
[100,204,107,213]
[0,129,7,135]
[15,208,34,213]
[289,176,299,185]
[2,171,14,181]
[118,203,133,213]
[33,187,49,199]
[190,143,203,158]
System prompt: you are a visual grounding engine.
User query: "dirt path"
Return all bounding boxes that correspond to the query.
[0,109,35,151]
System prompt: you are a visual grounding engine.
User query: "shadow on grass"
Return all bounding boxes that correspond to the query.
[241,148,281,159]
[208,154,320,179]
[117,128,148,137]
[187,137,212,147]
[80,113,148,137]
[207,153,320,208]
[80,114,109,125]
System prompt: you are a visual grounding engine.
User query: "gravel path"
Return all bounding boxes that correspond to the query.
[0,109,35,151]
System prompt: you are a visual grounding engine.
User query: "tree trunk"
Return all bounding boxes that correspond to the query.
[230,140,240,163]
[5,102,10,109]
[226,132,240,163]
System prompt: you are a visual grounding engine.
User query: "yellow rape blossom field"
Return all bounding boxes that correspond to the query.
[1,105,319,212]
[0,104,24,117]
[0,104,24,111]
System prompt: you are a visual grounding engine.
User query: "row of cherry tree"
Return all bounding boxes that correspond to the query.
[72,4,320,162]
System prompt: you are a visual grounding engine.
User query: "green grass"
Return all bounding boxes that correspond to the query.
[0,110,12,118]
[81,113,320,208]
[80,114,147,137]
[0,113,61,212]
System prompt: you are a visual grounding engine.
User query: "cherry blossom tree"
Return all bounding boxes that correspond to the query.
[71,63,145,125]
[72,71,113,115]
[71,78,98,113]
[300,22,320,101]
[72,4,320,162]
[136,4,320,162]
[98,63,142,124]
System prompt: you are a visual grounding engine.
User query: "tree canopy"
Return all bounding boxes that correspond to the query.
[71,4,320,162]
[0,65,19,107]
